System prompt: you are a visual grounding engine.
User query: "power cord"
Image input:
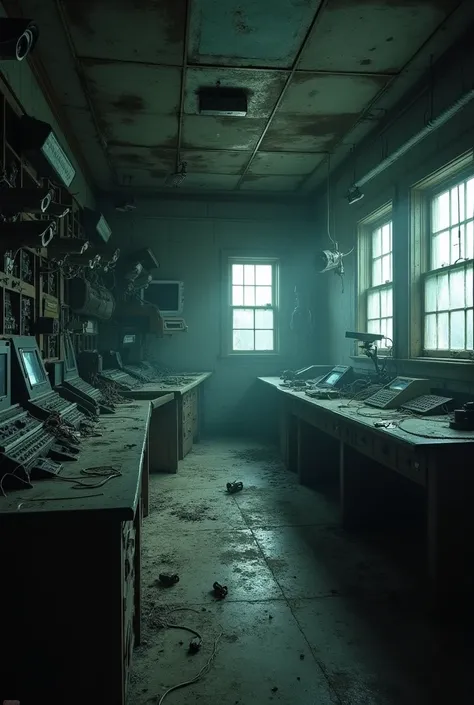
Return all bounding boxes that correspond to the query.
[148,607,223,705]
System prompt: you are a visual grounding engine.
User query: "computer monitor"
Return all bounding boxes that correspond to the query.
[0,341,12,412]
[324,370,343,387]
[21,349,46,387]
[317,365,353,389]
[63,332,79,380]
[7,336,53,402]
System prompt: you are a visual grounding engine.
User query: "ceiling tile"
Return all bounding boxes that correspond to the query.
[61,0,185,65]
[64,107,113,189]
[249,152,326,176]
[99,113,178,148]
[260,114,352,152]
[185,68,288,118]
[182,116,266,150]
[181,174,241,190]
[114,167,173,189]
[189,0,324,68]
[279,73,389,115]
[107,145,176,173]
[83,62,181,115]
[180,150,251,174]
[240,175,304,191]
[299,0,455,73]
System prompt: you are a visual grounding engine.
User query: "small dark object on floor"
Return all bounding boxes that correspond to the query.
[269,614,273,620]
[158,573,180,587]
[179,641,184,646]
[297,677,300,681]
[299,654,305,660]
[188,637,202,653]
[271,686,278,693]
[213,581,228,599]
[226,481,243,494]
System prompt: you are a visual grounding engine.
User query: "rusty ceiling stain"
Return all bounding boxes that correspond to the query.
[112,94,146,115]
[27,0,469,193]
[62,0,186,63]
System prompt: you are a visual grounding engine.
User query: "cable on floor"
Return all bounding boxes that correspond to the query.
[149,607,223,705]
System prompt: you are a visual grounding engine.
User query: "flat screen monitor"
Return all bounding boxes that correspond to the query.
[64,333,77,373]
[324,371,343,387]
[145,280,183,315]
[389,378,410,391]
[0,352,7,399]
[21,349,46,387]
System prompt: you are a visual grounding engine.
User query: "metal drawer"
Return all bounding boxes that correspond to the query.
[395,446,427,486]
[372,435,397,471]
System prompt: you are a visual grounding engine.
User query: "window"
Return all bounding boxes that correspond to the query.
[229,259,277,352]
[423,175,474,356]
[358,208,393,352]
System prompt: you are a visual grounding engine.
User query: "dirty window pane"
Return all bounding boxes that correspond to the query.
[232,264,243,285]
[255,330,274,351]
[233,330,254,351]
[233,309,254,329]
[232,286,243,306]
[244,265,255,285]
[255,265,272,285]
[244,286,255,306]
[255,309,273,329]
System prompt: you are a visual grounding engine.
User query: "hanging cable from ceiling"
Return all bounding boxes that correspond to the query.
[315,153,353,292]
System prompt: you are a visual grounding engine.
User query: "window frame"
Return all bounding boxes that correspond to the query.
[412,162,474,360]
[225,256,280,356]
[357,203,393,354]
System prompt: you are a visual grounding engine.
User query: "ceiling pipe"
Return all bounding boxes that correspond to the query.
[352,87,474,191]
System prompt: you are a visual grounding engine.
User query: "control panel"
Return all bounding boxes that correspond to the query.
[29,390,85,429]
[401,394,453,415]
[365,377,431,410]
[123,365,153,383]
[316,365,353,390]
[100,369,140,390]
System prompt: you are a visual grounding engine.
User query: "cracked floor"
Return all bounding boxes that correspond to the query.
[128,438,473,705]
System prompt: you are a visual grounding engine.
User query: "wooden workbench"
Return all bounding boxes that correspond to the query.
[122,372,212,459]
[0,401,153,705]
[259,377,474,606]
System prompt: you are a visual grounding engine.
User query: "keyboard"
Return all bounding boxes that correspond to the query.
[123,365,154,383]
[101,369,141,389]
[32,392,85,428]
[68,376,101,400]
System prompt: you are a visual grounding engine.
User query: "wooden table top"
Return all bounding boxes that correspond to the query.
[0,401,153,521]
[258,376,474,448]
[122,371,212,399]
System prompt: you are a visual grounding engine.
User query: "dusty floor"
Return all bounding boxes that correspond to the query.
[128,438,473,705]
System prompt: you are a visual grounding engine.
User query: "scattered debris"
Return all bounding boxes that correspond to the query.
[158,573,180,587]
[188,636,202,653]
[269,614,273,620]
[299,654,305,660]
[213,581,228,599]
[124,443,137,449]
[226,480,243,494]
[271,686,278,693]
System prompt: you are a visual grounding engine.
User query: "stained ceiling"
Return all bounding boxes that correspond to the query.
[2,0,473,195]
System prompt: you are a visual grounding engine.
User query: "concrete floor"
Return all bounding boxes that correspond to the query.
[128,438,473,705]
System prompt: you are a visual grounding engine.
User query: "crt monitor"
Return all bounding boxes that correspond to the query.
[0,341,11,412]
[63,332,79,379]
[145,280,183,315]
[21,349,46,387]
[324,370,343,387]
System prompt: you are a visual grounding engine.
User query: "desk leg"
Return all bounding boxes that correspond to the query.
[298,419,339,487]
[427,449,474,607]
[340,443,407,531]
[133,500,142,646]
[149,400,179,473]
[142,434,149,518]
